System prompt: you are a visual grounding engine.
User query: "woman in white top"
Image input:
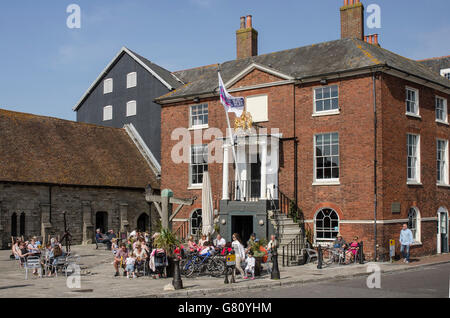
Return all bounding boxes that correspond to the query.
[231,233,246,278]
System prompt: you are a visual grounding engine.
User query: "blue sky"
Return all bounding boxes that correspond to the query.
[0,0,449,121]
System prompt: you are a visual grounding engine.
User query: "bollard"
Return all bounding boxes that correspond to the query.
[230,265,236,283]
[317,245,323,269]
[224,265,229,284]
[359,241,364,264]
[271,249,280,280]
[172,258,183,290]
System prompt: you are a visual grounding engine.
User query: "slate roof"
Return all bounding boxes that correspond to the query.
[418,55,450,74]
[157,38,450,102]
[0,109,159,189]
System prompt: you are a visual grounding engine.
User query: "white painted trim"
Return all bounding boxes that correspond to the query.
[103,105,113,121]
[227,80,295,93]
[305,218,437,224]
[73,47,178,111]
[123,123,161,177]
[437,138,449,186]
[407,133,421,184]
[405,86,420,117]
[225,63,294,88]
[435,95,448,124]
[440,68,450,78]
[172,218,189,222]
[127,72,137,89]
[437,207,449,254]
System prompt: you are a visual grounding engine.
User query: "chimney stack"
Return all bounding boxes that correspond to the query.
[236,15,258,59]
[340,0,364,40]
[364,34,380,46]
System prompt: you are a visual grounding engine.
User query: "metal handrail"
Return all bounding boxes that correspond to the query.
[174,220,190,241]
[229,180,261,202]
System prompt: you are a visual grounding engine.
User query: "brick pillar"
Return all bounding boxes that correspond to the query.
[82,201,94,245]
[40,203,52,246]
[119,202,129,234]
[236,15,258,59]
[340,0,364,40]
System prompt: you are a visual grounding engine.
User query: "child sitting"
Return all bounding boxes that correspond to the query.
[244,250,256,280]
[125,253,136,279]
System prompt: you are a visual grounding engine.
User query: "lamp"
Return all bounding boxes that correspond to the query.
[259,219,264,226]
[221,219,226,225]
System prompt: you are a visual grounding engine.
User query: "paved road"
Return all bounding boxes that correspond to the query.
[215,263,450,298]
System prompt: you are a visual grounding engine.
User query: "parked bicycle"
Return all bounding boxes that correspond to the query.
[180,249,225,278]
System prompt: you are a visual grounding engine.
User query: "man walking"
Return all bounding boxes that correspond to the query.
[399,224,414,263]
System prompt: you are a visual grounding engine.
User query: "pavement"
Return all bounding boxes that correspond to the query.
[0,245,449,298]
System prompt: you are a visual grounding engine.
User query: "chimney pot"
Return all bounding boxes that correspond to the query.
[374,34,378,45]
[240,16,245,29]
[246,15,252,29]
[340,0,364,40]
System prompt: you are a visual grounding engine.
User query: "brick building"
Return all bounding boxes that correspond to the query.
[156,0,449,260]
[0,109,160,249]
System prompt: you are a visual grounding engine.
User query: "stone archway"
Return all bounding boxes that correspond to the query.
[137,213,150,232]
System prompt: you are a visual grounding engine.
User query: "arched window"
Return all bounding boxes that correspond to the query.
[190,209,202,236]
[315,208,339,241]
[408,207,421,243]
[19,212,26,236]
[11,213,17,237]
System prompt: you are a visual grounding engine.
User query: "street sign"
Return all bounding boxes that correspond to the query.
[226,254,236,266]
[389,239,395,259]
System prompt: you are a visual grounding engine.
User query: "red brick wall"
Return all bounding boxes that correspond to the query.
[160,69,449,256]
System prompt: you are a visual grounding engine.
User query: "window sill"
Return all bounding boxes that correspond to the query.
[313,180,341,186]
[312,110,340,117]
[406,113,421,119]
[188,185,203,190]
[411,242,422,247]
[436,120,449,126]
[437,183,450,188]
[189,125,209,131]
[407,181,423,186]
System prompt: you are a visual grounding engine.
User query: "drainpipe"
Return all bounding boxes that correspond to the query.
[373,72,378,261]
[293,84,298,206]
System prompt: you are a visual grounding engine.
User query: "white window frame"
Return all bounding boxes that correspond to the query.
[440,68,450,80]
[407,133,421,185]
[103,78,113,94]
[246,94,269,123]
[405,86,420,118]
[313,85,340,116]
[435,96,448,125]
[313,132,340,185]
[189,144,208,187]
[127,72,137,89]
[189,104,209,130]
[314,208,340,243]
[408,207,421,245]
[437,139,449,186]
[126,100,137,117]
[103,105,113,121]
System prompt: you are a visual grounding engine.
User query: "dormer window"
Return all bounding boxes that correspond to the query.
[441,68,450,80]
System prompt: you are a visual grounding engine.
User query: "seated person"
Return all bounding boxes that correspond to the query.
[11,239,21,260]
[114,243,129,277]
[107,230,117,240]
[333,234,347,250]
[198,235,207,248]
[111,238,119,256]
[27,238,40,255]
[16,242,30,266]
[213,234,226,249]
[133,243,148,274]
[187,235,199,252]
[96,229,112,250]
[199,242,214,256]
[344,236,360,264]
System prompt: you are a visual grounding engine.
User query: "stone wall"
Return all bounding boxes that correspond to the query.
[0,183,159,249]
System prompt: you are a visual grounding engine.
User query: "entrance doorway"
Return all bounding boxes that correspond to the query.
[231,215,253,247]
[437,208,448,253]
[137,213,149,232]
[95,212,108,234]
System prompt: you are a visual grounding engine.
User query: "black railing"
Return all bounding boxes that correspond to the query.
[282,233,305,267]
[229,180,261,202]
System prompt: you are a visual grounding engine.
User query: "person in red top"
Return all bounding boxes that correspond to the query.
[187,236,199,252]
[114,243,129,277]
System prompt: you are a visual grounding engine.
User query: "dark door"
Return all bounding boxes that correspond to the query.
[232,215,253,247]
[250,154,261,199]
[19,213,25,236]
[137,213,149,232]
[96,212,108,234]
[439,212,448,253]
[11,213,17,237]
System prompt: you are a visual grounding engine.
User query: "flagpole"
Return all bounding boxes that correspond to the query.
[219,71,242,200]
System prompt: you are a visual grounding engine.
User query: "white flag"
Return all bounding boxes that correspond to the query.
[218,72,244,117]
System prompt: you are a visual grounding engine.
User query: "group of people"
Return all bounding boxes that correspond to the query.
[185,232,277,280]
[112,230,165,279]
[11,236,67,276]
[332,234,361,264]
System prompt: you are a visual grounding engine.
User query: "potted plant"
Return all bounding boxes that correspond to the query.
[153,228,180,278]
